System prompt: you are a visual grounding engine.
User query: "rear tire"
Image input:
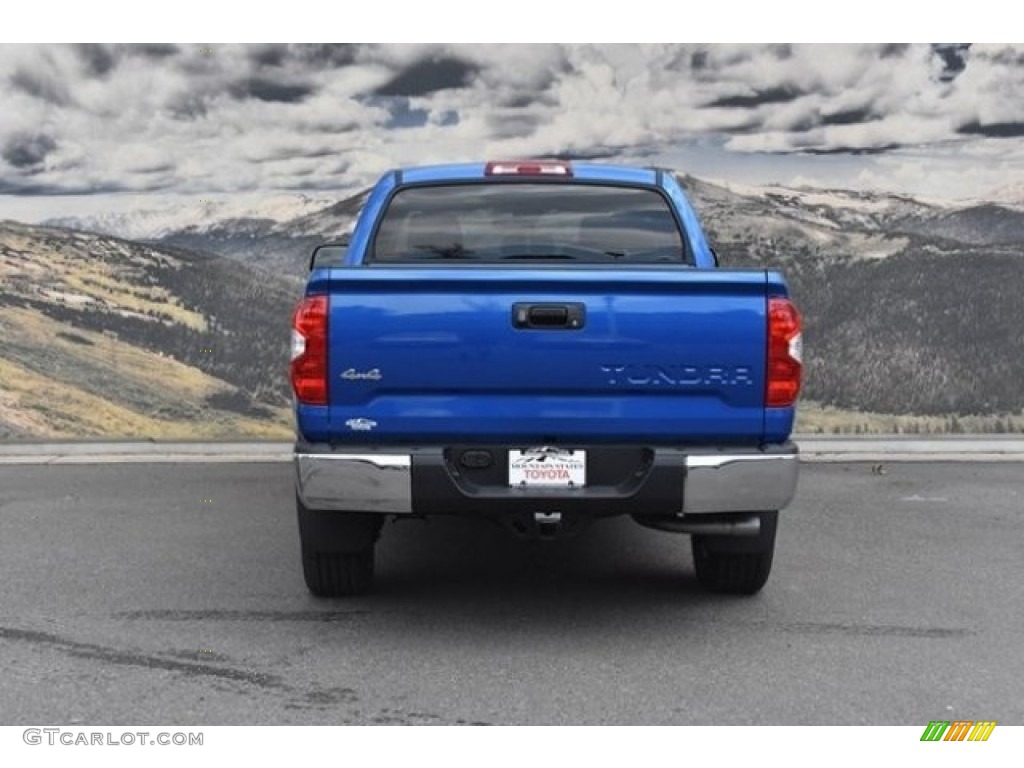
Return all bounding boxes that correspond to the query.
[691,511,777,595]
[296,495,383,597]
[302,547,375,597]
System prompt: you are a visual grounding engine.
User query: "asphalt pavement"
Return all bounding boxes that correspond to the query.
[0,458,1021,724]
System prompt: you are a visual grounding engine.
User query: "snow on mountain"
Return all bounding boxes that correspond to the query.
[39,175,1024,277]
[983,181,1024,210]
[677,175,934,266]
[275,190,369,238]
[45,194,336,240]
[684,174,943,229]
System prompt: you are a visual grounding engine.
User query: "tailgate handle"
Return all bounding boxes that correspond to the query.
[512,303,585,330]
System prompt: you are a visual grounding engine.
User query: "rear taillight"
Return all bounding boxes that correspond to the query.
[766,297,802,408]
[484,160,572,177]
[290,295,328,405]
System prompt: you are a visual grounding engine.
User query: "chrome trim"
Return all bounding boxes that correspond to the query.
[295,452,412,513]
[683,446,799,513]
[294,444,798,517]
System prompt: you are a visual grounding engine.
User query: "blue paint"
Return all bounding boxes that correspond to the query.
[297,161,798,446]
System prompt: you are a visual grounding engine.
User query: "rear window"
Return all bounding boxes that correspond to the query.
[370,183,690,265]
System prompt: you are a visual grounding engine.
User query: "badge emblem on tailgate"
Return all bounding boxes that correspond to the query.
[601,364,754,387]
[344,418,378,432]
[341,368,383,381]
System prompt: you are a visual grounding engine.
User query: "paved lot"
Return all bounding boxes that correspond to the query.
[0,461,1021,724]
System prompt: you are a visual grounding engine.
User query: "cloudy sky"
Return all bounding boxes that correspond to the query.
[1,43,1022,221]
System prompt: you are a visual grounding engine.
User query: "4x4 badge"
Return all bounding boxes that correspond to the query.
[341,368,382,381]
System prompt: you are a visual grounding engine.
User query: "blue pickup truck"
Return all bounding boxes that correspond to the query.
[290,160,802,597]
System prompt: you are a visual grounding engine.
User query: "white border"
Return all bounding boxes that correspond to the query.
[0,3,1011,43]
[1,726,1022,767]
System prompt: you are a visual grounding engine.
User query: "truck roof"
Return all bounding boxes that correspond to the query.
[397,161,660,187]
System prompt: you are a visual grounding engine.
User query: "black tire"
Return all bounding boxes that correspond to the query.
[302,547,375,598]
[296,495,383,597]
[691,511,777,595]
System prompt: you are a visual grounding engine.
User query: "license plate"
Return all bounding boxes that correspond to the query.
[509,448,586,488]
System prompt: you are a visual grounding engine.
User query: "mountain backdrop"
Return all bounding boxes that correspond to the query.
[0,221,298,438]
[2,173,1023,438]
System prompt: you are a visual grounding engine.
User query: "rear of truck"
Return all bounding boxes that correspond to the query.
[291,161,801,596]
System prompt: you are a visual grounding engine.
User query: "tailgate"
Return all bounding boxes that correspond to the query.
[321,268,774,444]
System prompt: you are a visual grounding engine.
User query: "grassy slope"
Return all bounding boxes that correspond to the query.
[0,222,293,439]
[795,401,1024,435]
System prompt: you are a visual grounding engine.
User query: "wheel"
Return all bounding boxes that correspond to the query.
[302,547,375,597]
[691,511,777,595]
[296,495,384,597]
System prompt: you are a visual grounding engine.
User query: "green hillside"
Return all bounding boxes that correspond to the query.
[0,221,298,438]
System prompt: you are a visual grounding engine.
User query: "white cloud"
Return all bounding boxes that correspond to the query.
[0,43,1022,215]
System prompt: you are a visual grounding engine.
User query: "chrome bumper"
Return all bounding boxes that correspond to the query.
[295,451,412,513]
[294,443,798,515]
[682,445,799,513]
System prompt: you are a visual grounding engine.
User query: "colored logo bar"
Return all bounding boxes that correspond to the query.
[920,721,996,741]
